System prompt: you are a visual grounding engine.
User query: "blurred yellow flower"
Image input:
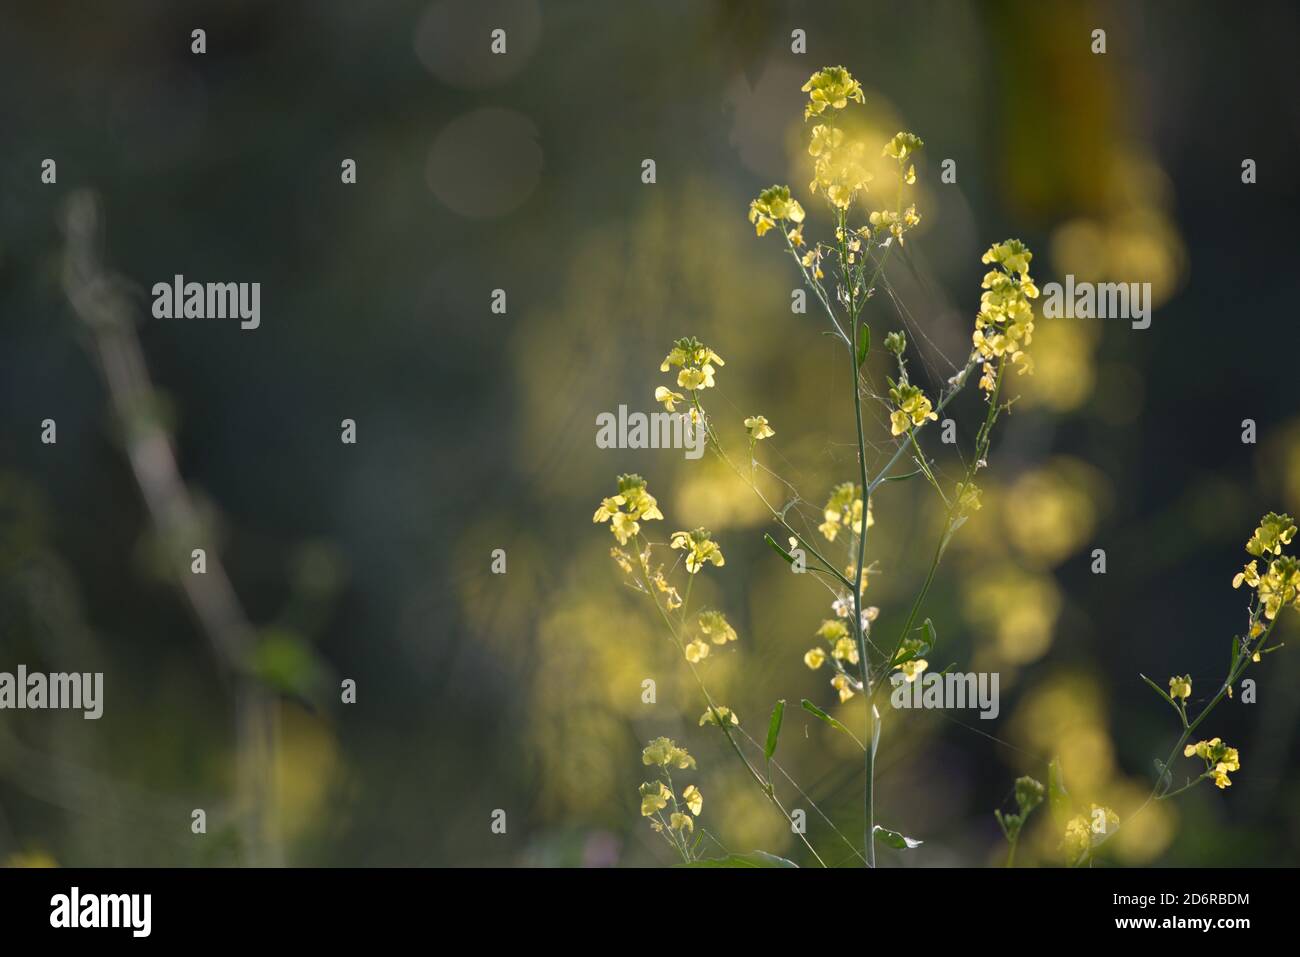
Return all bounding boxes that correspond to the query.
[642,736,696,770]
[684,639,710,663]
[699,705,739,727]
[744,415,775,440]
[670,527,726,574]
[800,65,864,119]
[698,609,737,644]
[593,474,664,545]
[640,780,670,817]
[831,673,855,702]
[804,647,826,670]
[654,386,685,411]
[682,784,703,816]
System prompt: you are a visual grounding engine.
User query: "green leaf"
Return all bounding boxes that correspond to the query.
[800,699,865,751]
[684,851,798,868]
[856,322,871,368]
[764,699,785,763]
[923,618,938,653]
[874,825,923,850]
[1048,756,1071,828]
[763,533,796,566]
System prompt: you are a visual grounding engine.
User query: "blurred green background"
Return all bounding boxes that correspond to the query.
[2,0,1298,866]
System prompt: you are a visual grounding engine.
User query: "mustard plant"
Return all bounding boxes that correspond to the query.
[597,66,1042,866]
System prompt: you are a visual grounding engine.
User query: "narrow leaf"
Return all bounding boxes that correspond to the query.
[800,699,863,750]
[874,825,923,850]
[764,699,785,763]
[763,532,796,566]
[856,322,871,368]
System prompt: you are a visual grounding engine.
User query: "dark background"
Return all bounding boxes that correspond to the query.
[1,0,1298,866]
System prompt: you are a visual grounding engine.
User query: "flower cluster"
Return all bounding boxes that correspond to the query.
[1062,804,1119,864]
[748,184,806,238]
[818,482,872,542]
[1184,737,1241,789]
[670,527,726,574]
[593,474,664,545]
[972,240,1039,389]
[800,65,864,119]
[639,737,704,844]
[684,608,739,663]
[888,382,938,436]
[1233,512,1300,619]
[809,126,871,210]
[660,336,725,392]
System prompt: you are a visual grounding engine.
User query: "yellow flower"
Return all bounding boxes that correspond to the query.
[593,474,664,544]
[1168,674,1192,701]
[898,658,928,683]
[654,385,685,411]
[699,705,739,727]
[744,415,775,440]
[831,673,855,702]
[1062,805,1119,862]
[800,65,864,119]
[698,609,738,644]
[1232,560,1260,590]
[804,647,826,669]
[882,131,924,163]
[831,636,859,664]
[972,240,1038,374]
[818,482,872,541]
[888,383,938,435]
[642,736,696,770]
[639,781,670,817]
[670,527,726,574]
[810,135,872,210]
[1184,737,1240,788]
[748,184,806,237]
[681,784,703,816]
[1245,512,1297,557]
[670,812,694,833]
[684,638,710,663]
[661,336,725,391]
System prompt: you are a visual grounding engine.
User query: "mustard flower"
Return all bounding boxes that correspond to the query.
[1235,555,1300,619]
[972,240,1039,387]
[744,415,775,440]
[818,482,872,541]
[669,812,694,833]
[804,647,826,670]
[810,134,872,210]
[832,636,860,665]
[883,131,924,163]
[1184,737,1240,790]
[660,336,725,391]
[889,382,938,435]
[639,780,670,817]
[1062,804,1119,862]
[681,784,703,816]
[801,65,864,119]
[593,473,664,545]
[699,705,739,727]
[670,527,726,573]
[1245,511,1297,558]
[748,184,806,237]
[654,385,685,411]
[831,673,855,702]
[642,736,696,770]
[698,609,737,644]
[684,639,710,663]
[898,658,928,683]
[1169,674,1192,701]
